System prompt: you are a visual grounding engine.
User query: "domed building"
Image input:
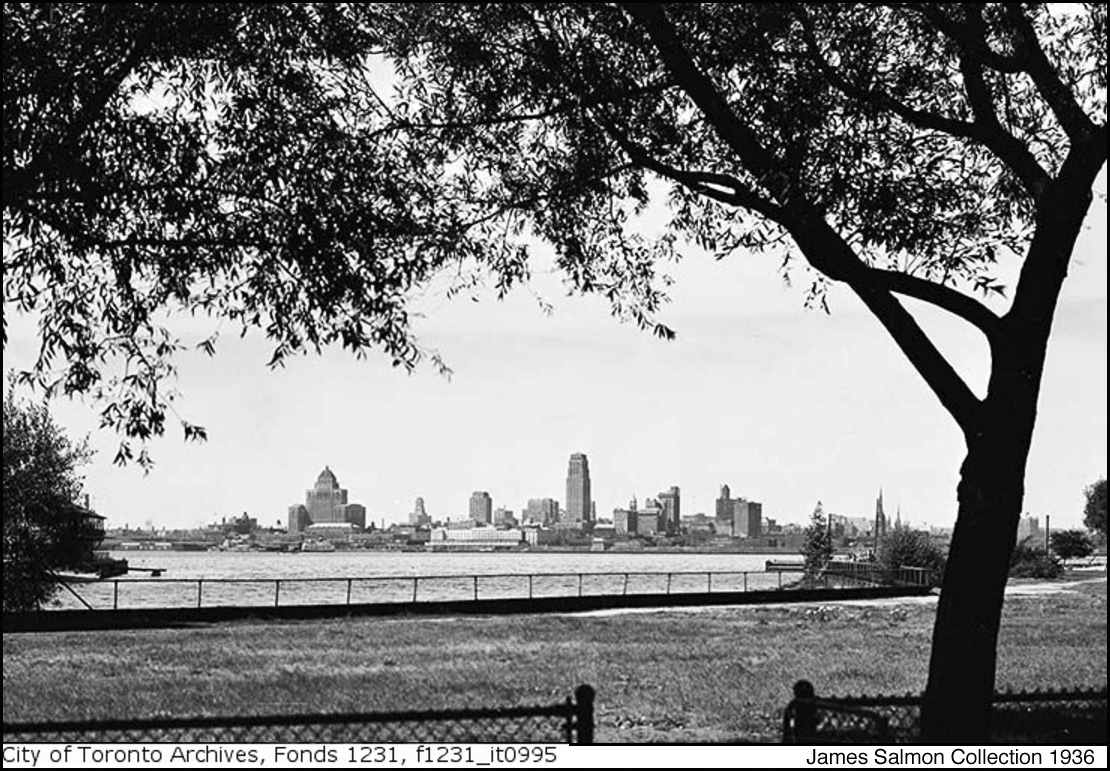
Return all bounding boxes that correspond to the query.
[287,466,366,534]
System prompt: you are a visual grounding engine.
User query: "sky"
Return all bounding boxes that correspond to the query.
[4,182,1106,533]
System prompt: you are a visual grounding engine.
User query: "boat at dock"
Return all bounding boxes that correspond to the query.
[300,538,336,553]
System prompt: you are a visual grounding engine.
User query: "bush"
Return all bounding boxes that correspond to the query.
[1050,530,1095,561]
[1008,538,1064,579]
[878,528,947,586]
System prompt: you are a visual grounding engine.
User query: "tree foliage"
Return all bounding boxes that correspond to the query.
[1050,529,1095,561]
[878,527,947,586]
[802,500,834,577]
[2,384,93,611]
[1083,478,1106,537]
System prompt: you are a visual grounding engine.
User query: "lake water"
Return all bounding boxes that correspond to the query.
[56,550,795,610]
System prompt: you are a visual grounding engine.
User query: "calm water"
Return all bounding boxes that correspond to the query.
[56,551,793,611]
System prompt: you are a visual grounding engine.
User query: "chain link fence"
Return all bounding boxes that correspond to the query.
[782,680,1106,744]
[2,685,594,744]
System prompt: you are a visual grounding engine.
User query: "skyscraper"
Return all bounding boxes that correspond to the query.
[287,466,364,533]
[658,486,680,535]
[469,491,493,525]
[565,452,592,526]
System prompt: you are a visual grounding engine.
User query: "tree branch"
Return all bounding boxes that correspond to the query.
[791,221,984,431]
[1002,5,1099,144]
[621,3,795,204]
[793,6,1050,200]
[865,269,1001,337]
[599,121,784,220]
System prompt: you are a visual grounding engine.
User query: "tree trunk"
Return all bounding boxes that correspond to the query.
[921,424,1031,742]
[920,164,1097,742]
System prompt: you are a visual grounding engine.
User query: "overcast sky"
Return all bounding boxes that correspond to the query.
[4,178,1105,532]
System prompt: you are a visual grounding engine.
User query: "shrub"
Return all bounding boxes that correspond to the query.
[1008,538,1063,579]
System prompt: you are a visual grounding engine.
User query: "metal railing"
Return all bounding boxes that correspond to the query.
[782,680,1107,744]
[3,685,595,744]
[55,569,818,610]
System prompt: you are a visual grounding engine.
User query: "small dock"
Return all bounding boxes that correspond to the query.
[765,560,806,572]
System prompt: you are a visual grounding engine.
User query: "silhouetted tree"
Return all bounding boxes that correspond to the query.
[1050,529,1095,561]
[802,501,833,578]
[3,385,93,611]
[1083,479,1107,538]
[3,4,1105,739]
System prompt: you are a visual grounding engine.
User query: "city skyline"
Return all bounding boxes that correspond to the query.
[2,184,1104,533]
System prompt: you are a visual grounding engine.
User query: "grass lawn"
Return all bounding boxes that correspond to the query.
[3,574,1105,743]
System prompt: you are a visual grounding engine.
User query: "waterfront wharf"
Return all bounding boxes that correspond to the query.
[4,568,934,632]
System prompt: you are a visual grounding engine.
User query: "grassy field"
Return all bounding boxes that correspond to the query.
[3,574,1105,743]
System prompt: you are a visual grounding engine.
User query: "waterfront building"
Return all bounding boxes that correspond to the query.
[658,486,680,535]
[429,525,525,549]
[565,452,592,526]
[469,491,493,525]
[288,467,366,534]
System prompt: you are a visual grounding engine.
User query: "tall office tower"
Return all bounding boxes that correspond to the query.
[565,452,592,526]
[469,491,493,525]
[411,497,430,526]
[658,486,680,535]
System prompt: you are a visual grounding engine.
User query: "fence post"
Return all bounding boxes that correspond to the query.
[707,573,712,593]
[578,574,583,597]
[574,684,595,744]
[346,578,353,605]
[622,573,628,595]
[473,576,479,601]
[274,580,280,607]
[744,572,748,593]
[113,581,119,610]
[412,577,418,602]
[197,580,203,608]
[529,575,533,599]
[666,573,672,595]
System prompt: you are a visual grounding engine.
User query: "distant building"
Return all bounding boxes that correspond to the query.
[410,497,431,527]
[733,499,762,537]
[613,497,639,536]
[1016,514,1042,544]
[288,467,365,534]
[715,483,762,537]
[565,453,592,526]
[288,505,311,534]
[658,486,680,535]
[875,489,889,544]
[493,507,518,528]
[524,498,559,526]
[469,491,493,525]
[715,484,732,521]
